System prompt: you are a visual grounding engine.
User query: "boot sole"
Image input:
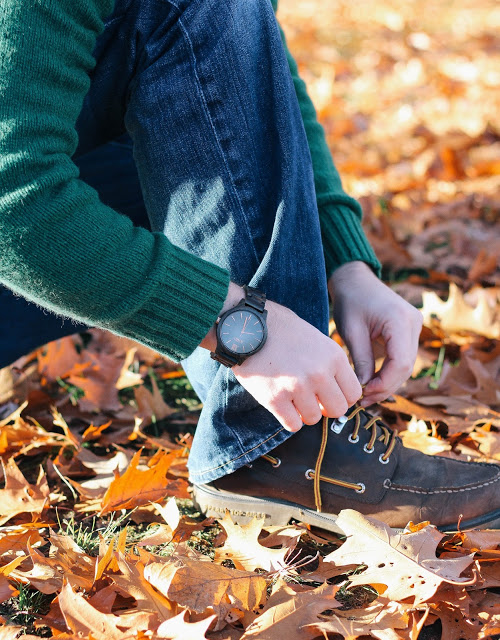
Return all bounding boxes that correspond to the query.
[192,483,500,534]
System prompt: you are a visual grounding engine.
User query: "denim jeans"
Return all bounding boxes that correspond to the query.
[0,0,330,483]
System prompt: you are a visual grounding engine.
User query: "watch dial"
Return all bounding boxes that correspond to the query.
[220,310,265,355]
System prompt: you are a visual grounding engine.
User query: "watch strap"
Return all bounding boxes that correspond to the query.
[243,285,266,313]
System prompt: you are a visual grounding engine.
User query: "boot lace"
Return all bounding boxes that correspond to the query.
[262,406,397,513]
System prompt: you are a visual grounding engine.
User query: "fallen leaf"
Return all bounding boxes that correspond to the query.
[323,510,475,604]
[241,579,340,640]
[100,449,183,514]
[307,597,410,640]
[155,610,216,639]
[214,513,295,572]
[144,553,267,626]
[0,458,49,525]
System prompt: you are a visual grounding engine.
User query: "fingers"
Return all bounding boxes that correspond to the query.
[361,314,422,406]
[342,324,375,386]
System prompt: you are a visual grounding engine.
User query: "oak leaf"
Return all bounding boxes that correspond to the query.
[307,597,410,640]
[12,532,95,594]
[0,458,49,525]
[111,552,175,624]
[241,579,340,640]
[0,555,26,602]
[323,510,475,604]
[58,581,125,640]
[144,553,267,626]
[214,513,295,572]
[100,449,182,514]
[155,610,216,639]
[420,283,500,339]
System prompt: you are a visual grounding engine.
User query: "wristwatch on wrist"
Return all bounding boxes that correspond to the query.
[210,285,268,367]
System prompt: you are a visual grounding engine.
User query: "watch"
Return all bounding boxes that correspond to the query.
[210,285,268,367]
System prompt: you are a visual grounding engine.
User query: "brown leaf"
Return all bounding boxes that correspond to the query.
[241,579,339,640]
[323,510,475,604]
[0,555,26,602]
[307,597,410,640]
[420,283,500,339]
[12,532,95,594]
[214,513,295,572]
[0,458,49,525]
[155,610,216,639]
[144,554,267,626]
[111,552,175,624]
[134,375,175,426]
[58,581,125,640]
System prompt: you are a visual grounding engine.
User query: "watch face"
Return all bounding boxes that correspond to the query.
[219,310,265,355]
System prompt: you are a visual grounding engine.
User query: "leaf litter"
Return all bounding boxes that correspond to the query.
[0,0,499,637]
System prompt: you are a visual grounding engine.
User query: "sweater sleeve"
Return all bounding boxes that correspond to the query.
[0,0,230,362]
[271,1,381,278]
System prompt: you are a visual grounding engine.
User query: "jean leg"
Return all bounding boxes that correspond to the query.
[0,136,149,369]
[122,0,329,482]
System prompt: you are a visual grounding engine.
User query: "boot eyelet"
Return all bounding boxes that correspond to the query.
[363,444,374,454]
[305,469,314,480]
[348,434,359,444]
[271,457,281,468]
[356,483,366,494]
[379,454,390,465]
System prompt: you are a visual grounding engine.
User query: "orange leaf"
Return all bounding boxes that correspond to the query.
[100,449,182,514]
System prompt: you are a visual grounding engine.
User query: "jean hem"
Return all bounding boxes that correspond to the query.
[188,425,293,484]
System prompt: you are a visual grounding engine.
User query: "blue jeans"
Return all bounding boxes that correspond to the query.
[0,0,329,483]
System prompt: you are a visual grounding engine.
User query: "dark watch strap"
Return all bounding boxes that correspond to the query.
[243,285,266,313]
[211,285,267,368]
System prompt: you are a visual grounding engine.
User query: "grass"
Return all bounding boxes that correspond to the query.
[0,584,52,637]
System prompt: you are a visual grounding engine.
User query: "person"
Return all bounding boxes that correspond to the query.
[1,0,499,532]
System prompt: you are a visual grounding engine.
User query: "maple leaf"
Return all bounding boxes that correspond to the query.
[0,458,49,525]
[214,513,296,572]
[100,449,182,514]
[144,553,267,626]
[323,510,475,604]
[241,579,340,640]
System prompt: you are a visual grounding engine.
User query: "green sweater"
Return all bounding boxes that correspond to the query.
[0,0,380,362]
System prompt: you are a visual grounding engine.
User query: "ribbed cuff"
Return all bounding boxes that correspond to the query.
[113,242,230,362]
[319,201,381,279]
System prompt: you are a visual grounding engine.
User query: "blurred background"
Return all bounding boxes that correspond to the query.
[279,0,500,296]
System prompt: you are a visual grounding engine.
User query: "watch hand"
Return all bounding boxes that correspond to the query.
[241,316,249,334]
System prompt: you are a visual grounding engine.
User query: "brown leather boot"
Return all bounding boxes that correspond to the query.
[192,406,500,532]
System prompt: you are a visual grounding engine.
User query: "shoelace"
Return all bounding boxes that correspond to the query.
[262,406,397,513]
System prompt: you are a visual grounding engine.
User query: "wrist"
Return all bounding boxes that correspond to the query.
[199,282,244,352]
[328,261,375,297]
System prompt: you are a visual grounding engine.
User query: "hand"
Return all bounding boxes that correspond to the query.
[200,283,362,432]
[233,298,362,432]
[328,261,423,407]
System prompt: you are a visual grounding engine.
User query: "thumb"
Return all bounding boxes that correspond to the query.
[344,326,375,386]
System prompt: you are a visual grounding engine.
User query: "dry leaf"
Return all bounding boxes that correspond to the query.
[144,553,267,626]
[214,513,295,572]
[323,510,475,604]
[0,458,49,525]
[100,449,182,514]
[155,610,216,639]
[241,579,339,640]
[307,597,410,640]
